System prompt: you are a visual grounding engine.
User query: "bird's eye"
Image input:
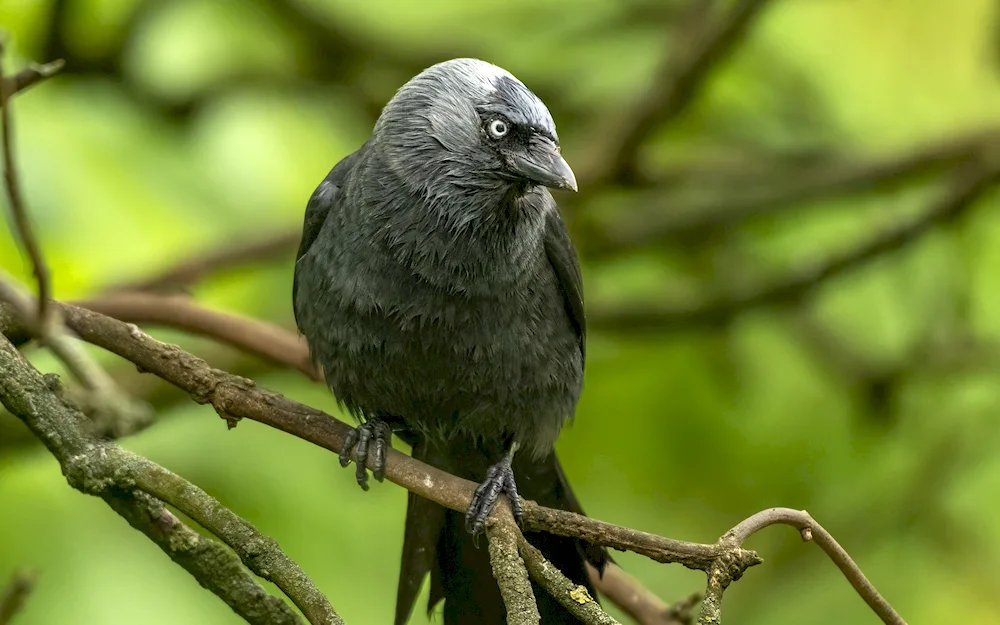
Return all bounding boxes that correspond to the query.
[487,119,509,139]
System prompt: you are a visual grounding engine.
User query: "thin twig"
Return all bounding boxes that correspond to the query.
[0,273,151,436]
[0,60,65,105]
[722,508,905,625]
[0,572,36,625]
[0,52,144,434]
[0,47,56,323]
[74,292,320,379]
[522,501,756,571]
[487,504,541,625]
[664,592,701,625]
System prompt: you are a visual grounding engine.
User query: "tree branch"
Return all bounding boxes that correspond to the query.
[0,51,147,435]
[521,502,757,571]
[722,508,904,625]
[0,46,59,324]
[0,274,151,435]
[0,301,909,624]
[0,334,339,624]
[73,292,320,380]
[118,448,341,624]
[0,301,753,564]
[696,559,728,625]
[106,489,305,625]
[518,535,621,625]
[0,60,65,105]
[487,504,541,625]
[11,291,684,622]
[591,159,1000,331]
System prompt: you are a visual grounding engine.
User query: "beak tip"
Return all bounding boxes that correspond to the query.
[509,146,579,192]
[557,164,578,193]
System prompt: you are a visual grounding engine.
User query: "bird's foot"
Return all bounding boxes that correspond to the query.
[465,453,523,535]
[339,418,392,491]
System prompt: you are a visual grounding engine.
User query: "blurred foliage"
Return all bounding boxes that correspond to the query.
[3,0,1000,623]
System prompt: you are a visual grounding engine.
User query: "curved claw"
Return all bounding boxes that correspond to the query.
[504,468,523,522]
[372,434,388,483]
[339,428,359,468]
[465,454,521,536]
[338,418,392,491]
[354,424,373,490]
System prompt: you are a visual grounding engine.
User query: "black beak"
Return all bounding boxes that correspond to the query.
[508,138,578,192]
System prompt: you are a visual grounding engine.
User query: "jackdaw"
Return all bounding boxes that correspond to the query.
[293,57,608,624]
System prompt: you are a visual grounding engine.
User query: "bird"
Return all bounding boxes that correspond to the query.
[293,57,608,624]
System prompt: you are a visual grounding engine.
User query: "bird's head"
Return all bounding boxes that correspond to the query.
[374,58,577,198]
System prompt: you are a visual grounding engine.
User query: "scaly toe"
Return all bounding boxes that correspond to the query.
[337,418,392,491]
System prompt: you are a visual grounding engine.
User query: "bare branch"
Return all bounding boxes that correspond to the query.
[663,592,701,625]
[106,490,305,625]
[521,501,755,571]
[0,48,59,323]
[107,230,301,293]
[0,300,746,564]
[8,293,688,618]
[74,292,320,380]
[722,508,905,625]
[591,160,1000,331]
[518,535,620,625]
[487,504,541,625]
[1,302,908,624]
[0,273,151,436]
[0,60,65,105]
[0,335,332,624]
[112,447,341,624]
[0,50,145,434]
[0,572,36,625]
[695,559,728,625]
[1,296,729,622]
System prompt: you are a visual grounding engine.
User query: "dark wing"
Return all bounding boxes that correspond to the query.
[292,148,361,328]
[543,205,586,363]
[544,209,612,574]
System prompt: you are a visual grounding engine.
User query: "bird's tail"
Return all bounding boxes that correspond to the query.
[395,439,609,625]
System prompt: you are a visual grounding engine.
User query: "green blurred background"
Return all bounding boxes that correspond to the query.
[3,0,1000,623]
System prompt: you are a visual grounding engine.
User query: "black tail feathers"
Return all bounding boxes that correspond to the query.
[395,441,609,625]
